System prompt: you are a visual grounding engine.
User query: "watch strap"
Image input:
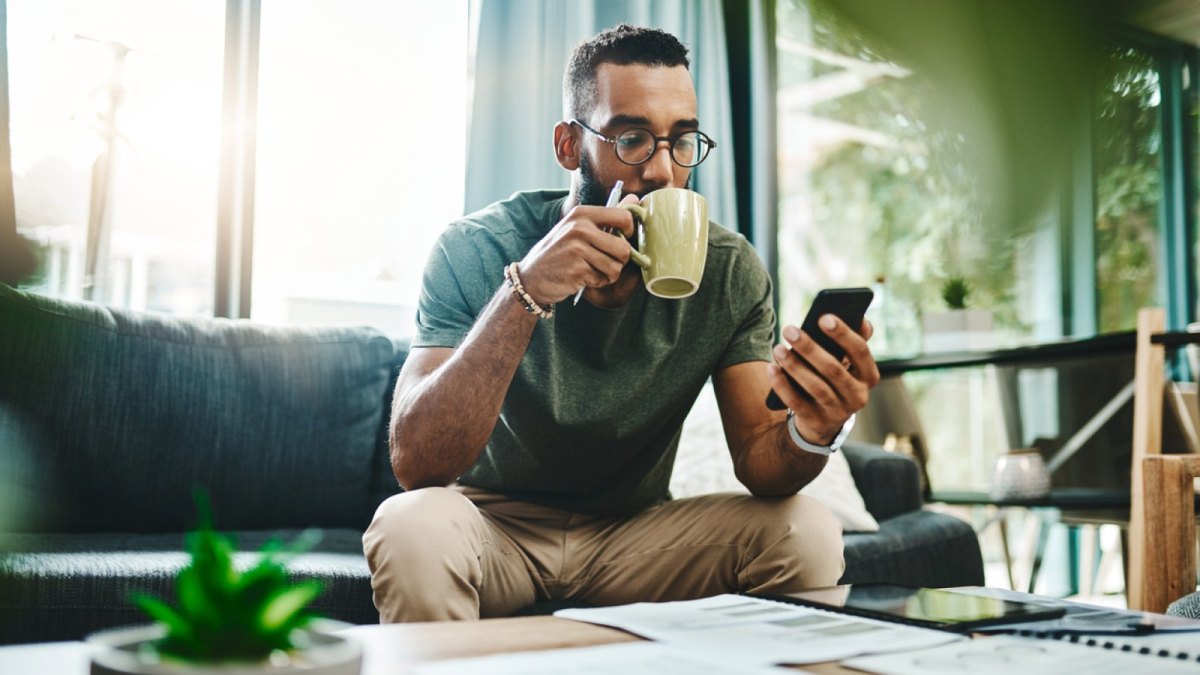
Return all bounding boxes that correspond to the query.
[787,411,856,455]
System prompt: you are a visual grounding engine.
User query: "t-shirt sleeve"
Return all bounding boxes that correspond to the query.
[716,242,776,370]
[413,227,483,348]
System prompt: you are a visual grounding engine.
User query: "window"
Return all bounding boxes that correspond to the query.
[775,2,1053,360]
[250,2,469,337]
[774,2,1195,493]
[9,1,470,336]
[1094,46,1163,333]
[10,0,225,315]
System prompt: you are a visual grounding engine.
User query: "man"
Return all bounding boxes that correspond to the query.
[363,24,879,622]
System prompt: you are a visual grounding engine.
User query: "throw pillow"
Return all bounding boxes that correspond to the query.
[673,381,880,532]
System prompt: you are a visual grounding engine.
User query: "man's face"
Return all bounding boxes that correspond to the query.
[576,63,698,206]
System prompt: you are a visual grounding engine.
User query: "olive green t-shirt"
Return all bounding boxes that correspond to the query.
[415,189,775,516]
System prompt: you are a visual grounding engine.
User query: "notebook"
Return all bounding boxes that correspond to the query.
[754,584,1065,632]
[844,633,1200,674]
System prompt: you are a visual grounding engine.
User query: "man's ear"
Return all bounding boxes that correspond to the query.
[553,121,581,171]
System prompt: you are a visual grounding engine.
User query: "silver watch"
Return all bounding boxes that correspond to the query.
[786,411,856,456]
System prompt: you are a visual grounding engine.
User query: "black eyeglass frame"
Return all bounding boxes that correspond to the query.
[569,118,717,168]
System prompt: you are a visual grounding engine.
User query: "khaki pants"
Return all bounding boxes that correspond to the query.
[362,485,845,622]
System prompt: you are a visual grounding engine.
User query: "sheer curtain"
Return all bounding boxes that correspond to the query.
[465,0,738,232]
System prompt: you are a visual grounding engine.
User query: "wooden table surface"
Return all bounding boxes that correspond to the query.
[345,616,639,674]
[0,616,853,673]
[343,616,851,674]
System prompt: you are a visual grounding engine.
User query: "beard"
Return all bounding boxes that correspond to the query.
[577,152,609,207]
[576,151,693,205]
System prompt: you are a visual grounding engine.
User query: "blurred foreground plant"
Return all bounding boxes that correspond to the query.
[132,496,323,663]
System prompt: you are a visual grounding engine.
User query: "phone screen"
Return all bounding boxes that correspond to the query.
[766,287,874,410]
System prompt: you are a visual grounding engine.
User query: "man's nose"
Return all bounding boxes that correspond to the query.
[639,141,676,187]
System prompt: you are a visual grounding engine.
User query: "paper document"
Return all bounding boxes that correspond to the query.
[412,642,802,675]
[555,594,962,666]
[844,635,1200,675]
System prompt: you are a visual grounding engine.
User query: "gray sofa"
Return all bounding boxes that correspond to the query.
[0,284,982,644]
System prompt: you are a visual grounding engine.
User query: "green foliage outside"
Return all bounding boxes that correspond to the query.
[1094,47,1162,333]
[132,497,323,663]
[775,1,1169,492]
[776,0,1025,357]
[776,1,1164,352]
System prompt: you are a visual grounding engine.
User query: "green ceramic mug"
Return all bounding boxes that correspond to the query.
[620,188,709,299]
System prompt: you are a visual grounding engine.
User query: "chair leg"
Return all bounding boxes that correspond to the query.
[1079,524,1097,597]
[1027,514,1053,594]
[998,511,1016,591]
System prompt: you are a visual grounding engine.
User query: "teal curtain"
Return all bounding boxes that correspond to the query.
[465,0,739,233]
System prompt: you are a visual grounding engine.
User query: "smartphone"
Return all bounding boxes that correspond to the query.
[766,287,875,410]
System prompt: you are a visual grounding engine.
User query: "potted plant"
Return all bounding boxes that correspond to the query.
[88,499,361,674]
[921,275,994,353]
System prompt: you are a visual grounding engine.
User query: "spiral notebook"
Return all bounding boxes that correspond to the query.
[844,633,1200,674]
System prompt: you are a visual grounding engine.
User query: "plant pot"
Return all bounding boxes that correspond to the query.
[87,621,362,675]
[921,308,994,353]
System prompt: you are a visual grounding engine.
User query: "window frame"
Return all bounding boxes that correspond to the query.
[215,0,261,320]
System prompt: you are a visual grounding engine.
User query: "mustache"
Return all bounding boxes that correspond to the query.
[630,185,666,200]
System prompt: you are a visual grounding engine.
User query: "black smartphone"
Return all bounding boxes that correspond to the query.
[766,287,874,410]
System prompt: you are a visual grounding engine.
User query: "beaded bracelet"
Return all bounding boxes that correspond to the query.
[504,262,554,320]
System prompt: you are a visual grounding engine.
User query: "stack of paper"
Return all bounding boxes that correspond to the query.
[554,594,963,667]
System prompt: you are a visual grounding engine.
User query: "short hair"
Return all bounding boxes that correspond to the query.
[563,24,691,120]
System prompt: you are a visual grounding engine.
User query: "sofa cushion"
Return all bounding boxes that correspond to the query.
[0,285,396,532]
[0,530,376,644]
[842,441,923,522]
[841,509,984,588]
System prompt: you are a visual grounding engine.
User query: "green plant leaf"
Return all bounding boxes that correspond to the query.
[940,275,970,309]
[176,567,220,630]
[258,580,322,633]
[132,593,194,644]
[278,529,323,557]
[129,492,326,663]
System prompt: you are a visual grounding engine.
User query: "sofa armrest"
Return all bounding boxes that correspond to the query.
[841,441,922,522]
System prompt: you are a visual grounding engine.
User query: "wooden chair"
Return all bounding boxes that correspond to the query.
[1127,307,1200,613]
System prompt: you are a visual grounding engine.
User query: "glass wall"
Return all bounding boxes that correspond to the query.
[9,0,225,315]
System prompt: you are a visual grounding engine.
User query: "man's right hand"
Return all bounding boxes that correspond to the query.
[517,196,641,305]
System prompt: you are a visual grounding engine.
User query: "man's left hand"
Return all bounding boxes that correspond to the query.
[766,315,880,445]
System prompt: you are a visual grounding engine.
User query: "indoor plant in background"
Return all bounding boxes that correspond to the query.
[921,275,995,353]
[88,498,361,675]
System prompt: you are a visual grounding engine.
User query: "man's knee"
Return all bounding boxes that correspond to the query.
[363,487,490,622]
[363,487,482,566]
[751,494,845,588]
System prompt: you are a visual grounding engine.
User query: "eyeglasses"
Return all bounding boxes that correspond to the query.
[570,118,716,168]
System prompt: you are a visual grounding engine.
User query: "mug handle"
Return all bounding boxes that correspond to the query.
[618,204,652,269]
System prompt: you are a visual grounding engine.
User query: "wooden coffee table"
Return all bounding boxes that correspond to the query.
[343,616,849,674]
[345,616,638,674]
[0,616,846,673]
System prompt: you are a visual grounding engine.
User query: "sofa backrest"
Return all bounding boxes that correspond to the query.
[0,285,404,533]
